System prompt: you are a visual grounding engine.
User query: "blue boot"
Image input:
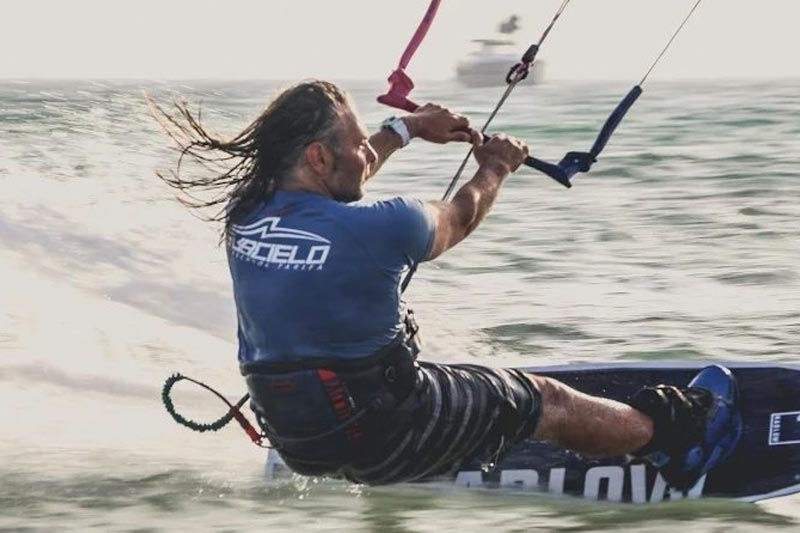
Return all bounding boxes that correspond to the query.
[630,365,743,491]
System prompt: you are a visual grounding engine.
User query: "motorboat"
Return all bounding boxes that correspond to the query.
[455,15,543,88]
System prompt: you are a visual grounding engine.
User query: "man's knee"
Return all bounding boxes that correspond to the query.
[526,374,570,409]
[524,374,572,439]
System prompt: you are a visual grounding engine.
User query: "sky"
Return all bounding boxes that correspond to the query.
[1,0,799,81]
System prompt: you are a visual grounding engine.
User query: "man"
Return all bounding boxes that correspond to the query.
[156,80,741,491]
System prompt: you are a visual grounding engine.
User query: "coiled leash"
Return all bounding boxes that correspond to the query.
[161,373,268,447]
[162,372,381,448]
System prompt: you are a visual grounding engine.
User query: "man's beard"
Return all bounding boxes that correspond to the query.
[331,155,364,204]
[329,158,364,203]
[333,188,363,203]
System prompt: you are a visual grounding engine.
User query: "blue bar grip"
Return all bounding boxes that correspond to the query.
[481,133,572,188]
[589,85,642,158]
[480,86,641,189]
[529,156,572,188]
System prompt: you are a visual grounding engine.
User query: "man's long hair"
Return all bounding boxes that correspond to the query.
[150,80,349,238]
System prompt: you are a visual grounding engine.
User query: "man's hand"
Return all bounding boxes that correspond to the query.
[471,133,530,175]
[423,131,531,261]
[404,104,475,144]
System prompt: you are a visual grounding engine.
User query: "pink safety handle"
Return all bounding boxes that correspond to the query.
[377,0,442,113]
[377,69,419,112]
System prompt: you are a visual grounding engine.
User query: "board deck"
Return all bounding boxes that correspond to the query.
[265,362,800,503]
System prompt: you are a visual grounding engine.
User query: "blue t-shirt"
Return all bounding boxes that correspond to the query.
[228,191,436,364]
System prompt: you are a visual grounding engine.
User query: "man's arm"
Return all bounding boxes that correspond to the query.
[366,104,474,180]
[366,126,406,179]
[425,134,529,261]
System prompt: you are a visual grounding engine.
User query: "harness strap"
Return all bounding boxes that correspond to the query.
[264,386,422,470]
[245,332,420,454]
[261,398,378,446]
[240,327,411,376]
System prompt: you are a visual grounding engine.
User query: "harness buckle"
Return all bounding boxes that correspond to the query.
[404,308,422,357]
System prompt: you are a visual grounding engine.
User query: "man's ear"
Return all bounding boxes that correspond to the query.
[304,142,334,174]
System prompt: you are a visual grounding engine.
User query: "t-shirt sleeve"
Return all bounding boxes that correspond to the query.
[352,196,436,270]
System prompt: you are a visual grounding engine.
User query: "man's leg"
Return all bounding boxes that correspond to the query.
[525,365,742,491]
[528,374,653,457]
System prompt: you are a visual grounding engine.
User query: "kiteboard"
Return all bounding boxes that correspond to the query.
[265,361,800,503]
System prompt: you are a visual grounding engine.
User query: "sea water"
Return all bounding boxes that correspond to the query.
[1,78,798,531]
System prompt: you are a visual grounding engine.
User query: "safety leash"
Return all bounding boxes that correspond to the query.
[161,373,268,447]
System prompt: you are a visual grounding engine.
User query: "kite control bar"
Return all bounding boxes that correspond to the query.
[476,85,641,188]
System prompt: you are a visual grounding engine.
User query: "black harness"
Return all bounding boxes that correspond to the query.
[240,312,422,475]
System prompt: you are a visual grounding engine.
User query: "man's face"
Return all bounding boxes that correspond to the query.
[326,106,378,203]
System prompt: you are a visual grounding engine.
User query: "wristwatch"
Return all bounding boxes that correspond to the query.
[380,116,411,147]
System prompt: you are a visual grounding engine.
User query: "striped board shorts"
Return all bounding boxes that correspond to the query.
[335,361,542,485]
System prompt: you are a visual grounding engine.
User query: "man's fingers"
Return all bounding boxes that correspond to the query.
[451,130,473,143]
[470,129,483,148]
[453,113,470,129]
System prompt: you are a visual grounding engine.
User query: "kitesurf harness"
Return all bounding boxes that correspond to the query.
[380,0,704,292]
[241,327,421,472]
[162,371,388,452]
[162,310,422,449]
